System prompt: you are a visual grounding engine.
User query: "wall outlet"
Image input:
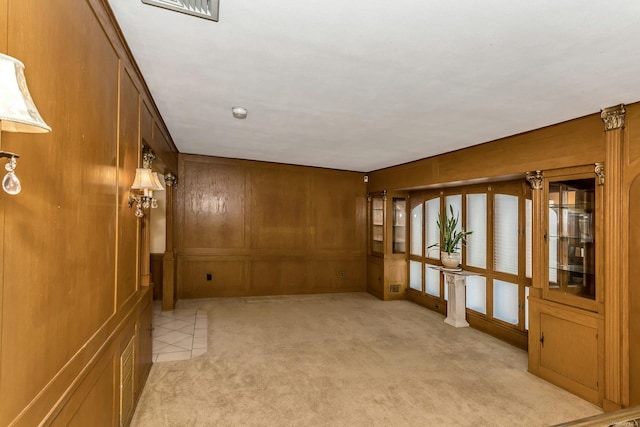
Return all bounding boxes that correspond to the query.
[339,272,345,278]
[206,273,212,281]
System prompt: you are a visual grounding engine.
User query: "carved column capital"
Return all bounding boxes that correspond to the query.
[601,104,626,131]
[595,163,605,186]
[164,172,177,187]
[526,170,544,190]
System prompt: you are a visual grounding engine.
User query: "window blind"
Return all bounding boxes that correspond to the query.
[411,204,423,256]
[466,193,487,268]
[493,279,519,325]
[409,260,422,291]
[425,198,440,259]
[494,194,519,275]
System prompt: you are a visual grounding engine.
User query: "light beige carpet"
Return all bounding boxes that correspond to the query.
[131,292,601,427]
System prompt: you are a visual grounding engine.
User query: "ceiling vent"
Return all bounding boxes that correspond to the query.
[141,0,219,21]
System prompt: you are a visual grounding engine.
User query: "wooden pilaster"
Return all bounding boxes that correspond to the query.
[526,171,544,374]
[162,173,177,311]
[601,104,625,410]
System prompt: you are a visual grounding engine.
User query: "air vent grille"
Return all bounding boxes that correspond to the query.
[141,0,219,21]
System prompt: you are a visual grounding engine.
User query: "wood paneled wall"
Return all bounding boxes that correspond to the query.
[175,154,367,298]
[367,113,604,191]
[0,0,177,425]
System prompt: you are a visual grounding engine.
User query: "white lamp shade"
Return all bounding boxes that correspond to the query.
[131,168,157,190]
[151,172,165,191]
[0,53,51,133]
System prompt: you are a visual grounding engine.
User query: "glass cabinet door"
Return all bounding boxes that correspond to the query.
[547,178,596,301]
[371,196,384,254]
[392,198,406,254]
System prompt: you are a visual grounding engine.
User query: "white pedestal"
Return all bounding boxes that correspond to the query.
[443,272,469,328]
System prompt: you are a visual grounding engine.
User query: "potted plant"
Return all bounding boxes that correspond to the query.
[428,205,472,269]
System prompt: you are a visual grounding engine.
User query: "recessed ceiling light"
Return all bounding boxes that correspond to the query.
[231,106,247,119]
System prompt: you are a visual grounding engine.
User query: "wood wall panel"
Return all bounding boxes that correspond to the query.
[0,0,178,425]
[621,102,640,407]
[152,122,178,174]
[1,0,119,420]
[628,175,640,405]
[64,357,115,427]
[314,172,366,251]
[179,259,248,298]
[251,260,312,295]
[368,114,604,191]
[182,159,246,249]
[0,0,6,52]
[313,258,366,292]
[176,154,367,298]
[141,101,153,146]
[250,168,310,250]
[118,67,142,308]
[627,105,640,165]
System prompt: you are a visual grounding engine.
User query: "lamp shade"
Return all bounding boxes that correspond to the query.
[151,172,165,191]
[131,168,158,190]
[0,53,51,133]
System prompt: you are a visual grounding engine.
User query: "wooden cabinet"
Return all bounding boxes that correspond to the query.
[528,165,604,405]
[392,198,407,254]
[529,299,603,404]
[370,192,385,256]
[367,191,407,300]
[545,174,600,311]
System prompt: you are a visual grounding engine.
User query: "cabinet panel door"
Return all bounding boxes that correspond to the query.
[367,259,383,299]
[540,313,598,390]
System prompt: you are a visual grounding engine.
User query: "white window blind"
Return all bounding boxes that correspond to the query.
[493,280,519,325]
[425,266,440,297]
[425,198,440,259]
[411,204,423,256]
[466,275,487,314]
[409,261,422,291]
[494,194,519,275]
[466,193,487,268]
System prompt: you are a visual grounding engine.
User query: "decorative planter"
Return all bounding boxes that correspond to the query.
[441,251,461,269]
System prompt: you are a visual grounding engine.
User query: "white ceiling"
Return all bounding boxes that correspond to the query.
[107,0,640,172]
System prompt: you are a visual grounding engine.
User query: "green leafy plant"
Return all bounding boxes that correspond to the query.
[428,205,472,254]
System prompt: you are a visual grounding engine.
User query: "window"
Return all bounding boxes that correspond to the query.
[406,180,532,339]
[466,193,486,269]
[411,203,423,256]
[494,194,519,275]
[409,260,422,291]
[425,198,440,259]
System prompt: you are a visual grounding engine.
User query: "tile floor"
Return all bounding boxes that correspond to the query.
[152,301,208,362]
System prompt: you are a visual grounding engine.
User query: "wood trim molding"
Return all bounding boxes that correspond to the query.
[601,103,626,406]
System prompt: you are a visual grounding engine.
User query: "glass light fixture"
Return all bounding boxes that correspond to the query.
[0,53,51,195]
[128,149,164,217]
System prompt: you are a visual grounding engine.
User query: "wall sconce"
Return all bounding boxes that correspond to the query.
[128,148,164,217]
[0,53,51,195]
